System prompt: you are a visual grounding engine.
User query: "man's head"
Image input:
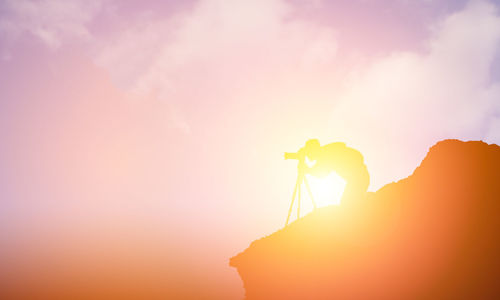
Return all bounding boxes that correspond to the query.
[304,139,321,160]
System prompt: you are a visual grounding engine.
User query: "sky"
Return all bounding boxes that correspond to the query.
[1,0,500,298]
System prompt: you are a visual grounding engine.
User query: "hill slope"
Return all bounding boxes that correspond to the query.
[230,140,500,299]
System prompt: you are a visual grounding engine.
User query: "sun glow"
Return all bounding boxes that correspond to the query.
[306,172,346,207]
[303,157,346,208]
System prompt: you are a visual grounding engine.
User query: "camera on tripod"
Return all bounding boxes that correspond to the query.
[283,147,316,227]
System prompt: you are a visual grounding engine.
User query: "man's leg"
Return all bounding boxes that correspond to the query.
[340,168,369,207]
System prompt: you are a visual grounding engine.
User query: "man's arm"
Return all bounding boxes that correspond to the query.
[306,163,330,178]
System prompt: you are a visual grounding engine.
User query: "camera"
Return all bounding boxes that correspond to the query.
[284,148,305,160]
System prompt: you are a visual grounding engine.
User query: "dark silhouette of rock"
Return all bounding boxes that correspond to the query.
[230,140,500,299]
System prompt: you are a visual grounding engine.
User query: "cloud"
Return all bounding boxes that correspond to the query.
[2,0,498,186]
[0,0,103,50]
[328,0,500,189]
[93,0,338,98]
[64,0,500,186]
[91,0,339,136]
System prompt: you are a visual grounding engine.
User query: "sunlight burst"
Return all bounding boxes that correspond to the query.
[306,172,346,207]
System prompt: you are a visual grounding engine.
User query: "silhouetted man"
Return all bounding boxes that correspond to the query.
[302,139,370,205]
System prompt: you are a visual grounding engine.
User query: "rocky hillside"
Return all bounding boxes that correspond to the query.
[230,140,500,299]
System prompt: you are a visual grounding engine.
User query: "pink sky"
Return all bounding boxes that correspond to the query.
[1,0,500,298]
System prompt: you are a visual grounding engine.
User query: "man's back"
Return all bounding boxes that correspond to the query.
[320,142,366,179]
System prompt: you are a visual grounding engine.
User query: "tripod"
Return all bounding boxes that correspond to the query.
[285,158,317,226]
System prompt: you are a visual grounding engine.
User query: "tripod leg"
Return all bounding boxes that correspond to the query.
[297,180,301,219]
[285,176,300,226]
[303,176,317,210]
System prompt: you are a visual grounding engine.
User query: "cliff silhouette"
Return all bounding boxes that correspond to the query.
[230,140,500,299]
